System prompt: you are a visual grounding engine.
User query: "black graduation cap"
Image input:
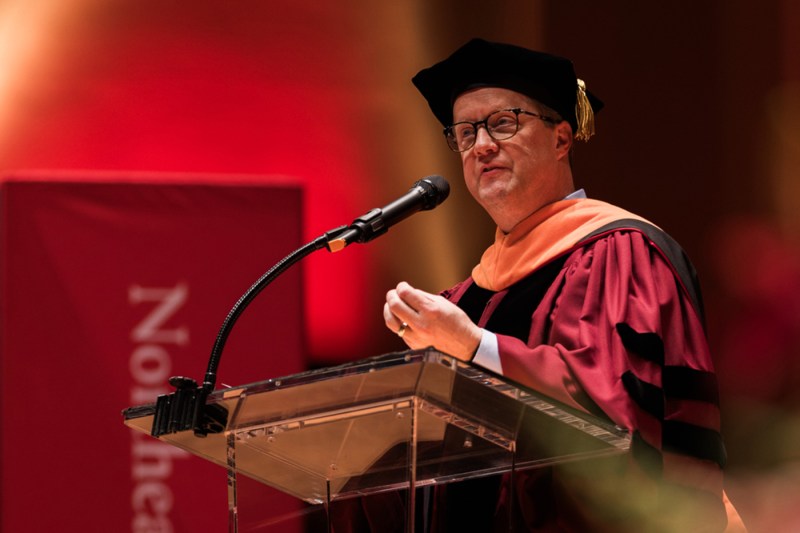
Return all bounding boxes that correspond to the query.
[412,38,603,141]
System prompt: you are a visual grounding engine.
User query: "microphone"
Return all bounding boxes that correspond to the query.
[327,175,450,252]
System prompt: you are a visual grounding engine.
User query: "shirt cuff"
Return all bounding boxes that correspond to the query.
[472,329,503,375]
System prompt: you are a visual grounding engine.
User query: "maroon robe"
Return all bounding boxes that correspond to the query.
[435,219,728,531]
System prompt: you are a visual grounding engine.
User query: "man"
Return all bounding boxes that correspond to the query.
[381,39,742,531]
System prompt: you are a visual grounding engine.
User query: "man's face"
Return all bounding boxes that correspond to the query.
[452,87,572,231]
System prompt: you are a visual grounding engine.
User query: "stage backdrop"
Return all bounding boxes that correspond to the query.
[0,172,306,532]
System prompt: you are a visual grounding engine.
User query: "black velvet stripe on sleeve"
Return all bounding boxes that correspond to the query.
[622,370,664,419]
[615,322,726,468]
[662,367,720,404]
[615,323,665,365]
[663,421,727,467]
[624,368,726,468]
[615,328,720,409]
[616,324,721,406]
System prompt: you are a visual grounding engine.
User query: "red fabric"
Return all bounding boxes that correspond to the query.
[497,232,714,421]
[0,174,305,532]
[449,230,727,531]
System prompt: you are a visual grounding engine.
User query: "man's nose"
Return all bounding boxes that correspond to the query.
[473,126,498,154]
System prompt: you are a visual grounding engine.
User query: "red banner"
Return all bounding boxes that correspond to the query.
[0,172,306,532]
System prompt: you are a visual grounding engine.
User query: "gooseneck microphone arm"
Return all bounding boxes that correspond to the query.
[202,228,340,394]
[204,175,449,393]
[151,229,343,437]
[150,176,449,438]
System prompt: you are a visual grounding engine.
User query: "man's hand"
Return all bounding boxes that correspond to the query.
[383,281,482,361]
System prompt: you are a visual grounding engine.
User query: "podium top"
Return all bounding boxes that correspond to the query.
[124,349,630,503]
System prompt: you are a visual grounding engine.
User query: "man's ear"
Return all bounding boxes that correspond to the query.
[555,121,573,160]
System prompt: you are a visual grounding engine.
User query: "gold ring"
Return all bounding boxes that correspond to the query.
[397,322,408,338]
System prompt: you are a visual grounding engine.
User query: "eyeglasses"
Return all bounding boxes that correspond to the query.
[444,108,556,152]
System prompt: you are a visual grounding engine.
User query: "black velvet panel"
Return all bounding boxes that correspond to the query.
[456,256,569,342]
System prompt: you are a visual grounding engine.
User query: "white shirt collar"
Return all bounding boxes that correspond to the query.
[564,188,587,200]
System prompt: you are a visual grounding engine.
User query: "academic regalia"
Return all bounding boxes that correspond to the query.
[431,197,730,531]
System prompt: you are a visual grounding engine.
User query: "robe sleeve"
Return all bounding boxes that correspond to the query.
[492,230,729,530]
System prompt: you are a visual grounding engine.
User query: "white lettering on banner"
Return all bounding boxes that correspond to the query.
[128,282,191,533]
[129,284,190,346]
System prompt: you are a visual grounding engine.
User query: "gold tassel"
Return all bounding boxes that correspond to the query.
[574,78,595,141]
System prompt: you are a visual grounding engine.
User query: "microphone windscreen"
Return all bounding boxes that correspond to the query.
[416,175,450,209]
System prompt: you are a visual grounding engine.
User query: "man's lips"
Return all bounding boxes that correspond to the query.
[481,165,507,175]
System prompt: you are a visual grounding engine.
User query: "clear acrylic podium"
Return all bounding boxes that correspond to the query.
[123,349,631,531]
